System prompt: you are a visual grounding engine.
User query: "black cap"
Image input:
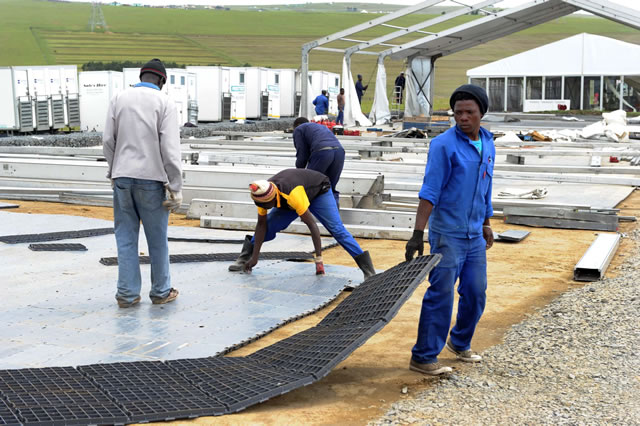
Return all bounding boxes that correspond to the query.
[450,84,489,116]
[140,58,167,84]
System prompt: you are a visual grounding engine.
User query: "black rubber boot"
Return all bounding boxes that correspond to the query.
[228,235,254,272]
[354,251,376,279]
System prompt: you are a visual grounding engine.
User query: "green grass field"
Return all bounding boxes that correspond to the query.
[2,0,639,111]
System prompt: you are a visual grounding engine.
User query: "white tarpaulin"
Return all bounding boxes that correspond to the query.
[299,78,316,120]
[369,62,391,125]
[468,33,640,77]
[341,58,372,127]
[405,56,431,117]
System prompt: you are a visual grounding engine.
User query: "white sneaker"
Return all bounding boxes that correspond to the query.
[410,359,452,376]
[446,339,482,363]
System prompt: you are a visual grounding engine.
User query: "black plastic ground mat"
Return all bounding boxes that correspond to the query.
[167,357,314,413]
[98,251,313,266]
[0,399,21,426]
[0,255,441,423]
[28,243,88,251]
[0,228,114,244]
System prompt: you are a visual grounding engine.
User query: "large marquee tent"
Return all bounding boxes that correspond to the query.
[467,33,640,112]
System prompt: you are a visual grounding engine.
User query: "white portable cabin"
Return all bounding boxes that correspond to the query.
[266,69,280,119]
[122,68,141,89]
[275,68,297,117]
[0,68,17,131]
[166,68,194,126]
[308,71,341,115]
[11,68,33,131]
[228,67,248,120]
[79,71,123,132]
[185,66,224,122]
[233,67,268,120]
[10,65,79,131]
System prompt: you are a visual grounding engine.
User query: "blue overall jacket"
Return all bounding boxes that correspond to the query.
[418,125,495,239]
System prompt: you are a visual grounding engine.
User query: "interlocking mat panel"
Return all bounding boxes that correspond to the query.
[0,255,440,424]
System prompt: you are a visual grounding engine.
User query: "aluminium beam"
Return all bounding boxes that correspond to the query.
[494,164,640,176]
[562,0,640,30]
[200,215,418,240]
[502,206,619,225]
[300,0,447,117]
[187,198,416,228]
[388,0,579,59]
[496,149,640,157]
[0,158,384,196]
[345,0,496,60]
[504,215,618,231]
[182,133,433,144]
[573,233,621,281]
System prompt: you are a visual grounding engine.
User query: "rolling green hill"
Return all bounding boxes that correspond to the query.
[2,0,639,110]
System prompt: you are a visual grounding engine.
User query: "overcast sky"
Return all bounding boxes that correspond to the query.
[78,0,640,10]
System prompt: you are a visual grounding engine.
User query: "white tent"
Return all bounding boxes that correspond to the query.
[467,33,640,112]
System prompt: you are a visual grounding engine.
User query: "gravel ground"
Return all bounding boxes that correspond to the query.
[375,229,640,425]
[0,118,296,146]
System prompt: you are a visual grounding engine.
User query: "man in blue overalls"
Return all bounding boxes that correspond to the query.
[292,117,345,207]
[405,84,495,376]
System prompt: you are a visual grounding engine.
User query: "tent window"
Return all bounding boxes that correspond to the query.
[564,77,580,110]
[488,78,505,112]
[583,77,601,110]
[507,77,523,112]
[545,77,562,99]
[470,78,486,89]
[526,77,542,100]
[622,76,640,112]
[603,76,622,111]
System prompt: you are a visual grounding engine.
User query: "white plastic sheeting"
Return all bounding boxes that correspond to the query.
[299,79,316,120]
[405,56,432,117]
[468,33,640,77]
[341,58,372,127]
[369,62,391,125]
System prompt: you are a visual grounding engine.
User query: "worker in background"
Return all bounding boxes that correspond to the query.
[227,168,375,279]
[394,72,406,104]
[312,90,329,116]
[405,84,495,376]
[355,74,368,105]
[292,116,345,207]
[336,88,345,125]
[103,58,182,308]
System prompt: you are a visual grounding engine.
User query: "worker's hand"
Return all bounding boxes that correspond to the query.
[110,179,115,189]
[405,230,424,261]
[244,256,258,273]
[314,255,325,275]
[483,225,494,250]
[163,189,183,212]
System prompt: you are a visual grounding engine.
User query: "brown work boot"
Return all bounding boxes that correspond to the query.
[117,296,141,308]
[409,359,452,376]
[446,338,482,362]
[151,288,179,305]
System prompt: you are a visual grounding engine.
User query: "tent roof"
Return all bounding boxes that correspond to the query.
[387,0,640,60]
[467,33,640,77]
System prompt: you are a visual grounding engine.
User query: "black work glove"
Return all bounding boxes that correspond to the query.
[405,230,424,261]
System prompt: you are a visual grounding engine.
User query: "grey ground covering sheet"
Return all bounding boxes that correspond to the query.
[0,212,362,369]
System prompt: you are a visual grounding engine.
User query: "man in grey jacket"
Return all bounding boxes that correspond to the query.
[103,58,183,308]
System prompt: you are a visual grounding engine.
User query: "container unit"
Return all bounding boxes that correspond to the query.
[122,68,141,89]
[308,71,341,115]
[12,68,33,132]
[276,68,297,117]
[78,71,123,132]
[233,67,265,120]
[228,67,248,120]
[61,66,80,128]
[0,68,17,131]
[266,69,281,119]
[185,66,222,122]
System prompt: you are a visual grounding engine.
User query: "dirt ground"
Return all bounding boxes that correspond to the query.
[3,191,639,425]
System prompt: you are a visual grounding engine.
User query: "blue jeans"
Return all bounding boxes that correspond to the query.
[251,189,363,258]
[336,109,344,125]
[411,230,487,363]
[307,148,345,207]
[113,177,171,304]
